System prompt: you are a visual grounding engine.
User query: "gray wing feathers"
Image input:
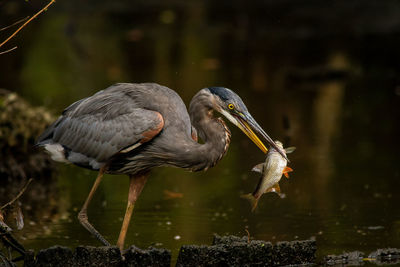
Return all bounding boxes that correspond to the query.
[42,84,166,163]
[53,109,163,162]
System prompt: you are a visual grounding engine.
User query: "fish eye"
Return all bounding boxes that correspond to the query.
[228,103,235,110]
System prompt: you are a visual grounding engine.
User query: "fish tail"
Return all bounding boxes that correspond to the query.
[241,193,260,212]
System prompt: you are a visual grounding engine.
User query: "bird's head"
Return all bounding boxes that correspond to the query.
[206,87,288,160]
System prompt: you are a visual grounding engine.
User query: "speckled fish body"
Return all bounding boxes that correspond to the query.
[242,141,295,212]
[252,143,287,198]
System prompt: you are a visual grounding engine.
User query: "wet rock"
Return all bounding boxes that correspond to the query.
[123,246,171,267]
[323,249,400,265]
[25,238,400,266]
[22,249,35,267]
[212,234,248,245]
[177,244,231,266]
[176,235,316,266]
[25,245,171,267]
[368,248,400,264]
[177,242,274,266]
[273,240,316,266]
[74,246,122,266]
[32,246,74,267]
[323,251,364,265]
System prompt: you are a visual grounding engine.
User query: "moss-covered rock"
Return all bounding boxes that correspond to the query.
[0,89,54,183]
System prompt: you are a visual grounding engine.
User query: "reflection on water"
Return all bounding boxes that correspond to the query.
[1,0,400,263]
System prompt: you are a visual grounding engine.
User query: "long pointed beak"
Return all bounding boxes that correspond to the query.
[235,113,289,161]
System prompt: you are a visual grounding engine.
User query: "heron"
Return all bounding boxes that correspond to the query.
[37,83,287,250]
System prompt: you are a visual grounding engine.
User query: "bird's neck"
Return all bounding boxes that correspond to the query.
[186,90,231,171]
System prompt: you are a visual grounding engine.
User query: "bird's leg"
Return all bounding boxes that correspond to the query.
[116,173,148,251]
[77,166,110,246]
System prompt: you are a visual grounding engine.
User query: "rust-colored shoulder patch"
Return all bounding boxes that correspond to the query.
[191,126,198,142]
[140,112,164,143]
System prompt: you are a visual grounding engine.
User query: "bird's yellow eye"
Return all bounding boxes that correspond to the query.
[228,103,234,110]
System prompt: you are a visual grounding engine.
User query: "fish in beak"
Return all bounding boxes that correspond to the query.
[234,112,289,161]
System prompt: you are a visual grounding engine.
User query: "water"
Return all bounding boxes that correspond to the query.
[1,0,400,264]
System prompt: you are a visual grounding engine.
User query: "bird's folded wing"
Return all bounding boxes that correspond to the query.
[52,108,164,163]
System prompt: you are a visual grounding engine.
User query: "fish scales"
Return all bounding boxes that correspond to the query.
[242,140,295,212]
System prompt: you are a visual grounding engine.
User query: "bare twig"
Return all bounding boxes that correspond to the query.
[0,178,33,211]
[0,0,56,49]
[0,16,30,31]
[0,46,17,55]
